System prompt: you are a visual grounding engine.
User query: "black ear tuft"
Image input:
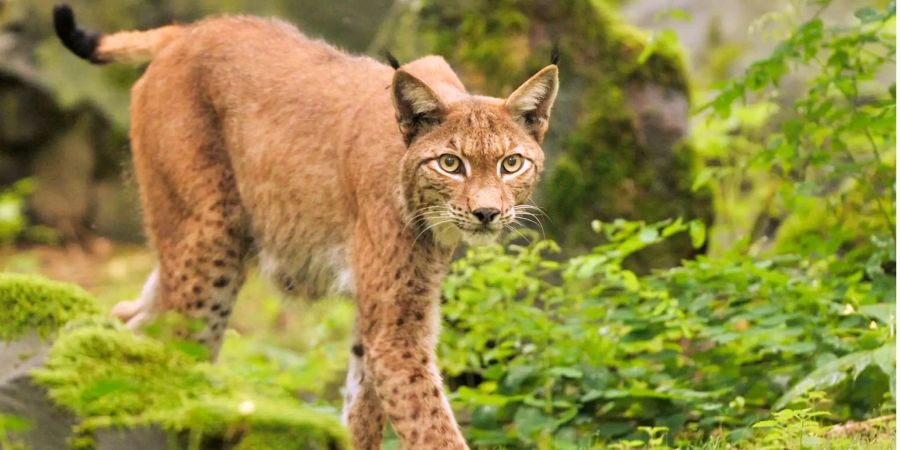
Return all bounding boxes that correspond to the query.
[53,3,105,64]
[384,51,401,70]
[550,42,560,66]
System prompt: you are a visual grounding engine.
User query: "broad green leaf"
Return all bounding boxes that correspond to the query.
[689,220,707,249]
[858,303,895,322]
[752,420,779,428]
[855,7,882,23]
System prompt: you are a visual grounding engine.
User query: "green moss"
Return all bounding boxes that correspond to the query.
[0,273,347,448]
[0,273,100,341]
[30,322,349,449]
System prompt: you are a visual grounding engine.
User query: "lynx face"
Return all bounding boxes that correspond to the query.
[394,66,559,246]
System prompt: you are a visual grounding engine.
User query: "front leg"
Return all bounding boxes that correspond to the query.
[358,296,467,450]
[348,219,468,449]
[343,331,387,450]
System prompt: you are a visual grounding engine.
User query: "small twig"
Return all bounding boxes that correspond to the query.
[824,414,895,437]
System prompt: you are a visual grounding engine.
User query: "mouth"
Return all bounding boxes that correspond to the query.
[415,210,504,246]
[457,222,500,233]
[456,223,501,245]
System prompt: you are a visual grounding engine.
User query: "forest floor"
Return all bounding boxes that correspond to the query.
[0,240,895,449]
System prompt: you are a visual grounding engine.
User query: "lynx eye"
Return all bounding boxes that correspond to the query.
[437,154,463,174]
[501,154,524,174]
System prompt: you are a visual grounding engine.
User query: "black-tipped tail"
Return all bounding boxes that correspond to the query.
[53,3,104,64]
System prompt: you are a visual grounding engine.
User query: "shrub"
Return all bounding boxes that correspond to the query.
[440,220,894,448]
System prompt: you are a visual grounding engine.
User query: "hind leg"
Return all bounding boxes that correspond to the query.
[119,71,252,358]
[112,188,249,358]
[156,211,249,358]
[124,149,249,357]
[151,160,250,358]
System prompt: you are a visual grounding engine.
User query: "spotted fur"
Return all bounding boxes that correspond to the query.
[59,8,558,449]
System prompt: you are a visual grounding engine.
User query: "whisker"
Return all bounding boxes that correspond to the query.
[407,212,447,224]
[404,206,448,231]
[412,218,455,247]
[516,205,548,215]
[504,223,531,244]
[516,204,553,223]
[515,216,547,239]
[512,212,546,238]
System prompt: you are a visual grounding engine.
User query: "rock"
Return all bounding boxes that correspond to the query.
[0,333,77,450]
[0,334,172,450]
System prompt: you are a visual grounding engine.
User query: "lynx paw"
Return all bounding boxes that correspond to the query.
[111,299,155,329]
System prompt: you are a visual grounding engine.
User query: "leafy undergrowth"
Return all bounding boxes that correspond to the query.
[0,274,348,450]
[0,241,895,449]
[440,220,895,449]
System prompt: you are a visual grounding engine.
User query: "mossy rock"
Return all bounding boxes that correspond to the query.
[0,274,348,449]
[374,0,713,269]
[0,273,100,342]
[30,322,348,449]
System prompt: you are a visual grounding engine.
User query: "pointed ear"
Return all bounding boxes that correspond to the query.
[391,70,448,146]
[505,65,559,143]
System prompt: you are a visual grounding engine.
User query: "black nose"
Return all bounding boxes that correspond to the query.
[472,208,501,224]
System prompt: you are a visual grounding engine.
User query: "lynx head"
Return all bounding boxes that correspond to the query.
[393,64,559,247]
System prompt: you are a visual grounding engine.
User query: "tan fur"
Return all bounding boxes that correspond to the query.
[96,25,183,64]
[94,15,558,450]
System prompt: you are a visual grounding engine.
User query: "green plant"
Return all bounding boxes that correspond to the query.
[440,216,893,448]
[751,392,832,449]
[695,1,896,258]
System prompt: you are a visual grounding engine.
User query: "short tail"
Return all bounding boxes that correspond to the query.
[53,3,183,64]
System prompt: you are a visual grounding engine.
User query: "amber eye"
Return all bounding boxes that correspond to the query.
[438,154,463,174]
[501,154,524,174]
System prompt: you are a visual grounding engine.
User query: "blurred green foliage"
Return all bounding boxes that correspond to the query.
[0,180,33,246]
[0,413,31,450]
[694,0,896,258]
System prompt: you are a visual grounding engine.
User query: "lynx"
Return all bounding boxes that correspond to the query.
[54,4,558,449]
